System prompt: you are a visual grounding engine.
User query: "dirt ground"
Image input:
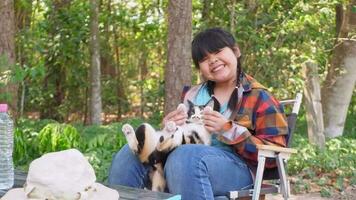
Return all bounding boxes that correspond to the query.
[266,185,356,200]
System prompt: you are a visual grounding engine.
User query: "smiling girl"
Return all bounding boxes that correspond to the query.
[109,28,288,200]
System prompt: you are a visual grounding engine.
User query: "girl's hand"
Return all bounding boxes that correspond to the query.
[202,108,229,133]
[162,108,188,126]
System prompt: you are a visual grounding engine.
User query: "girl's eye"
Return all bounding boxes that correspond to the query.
[199,57,208,63]
[215,49,223,54]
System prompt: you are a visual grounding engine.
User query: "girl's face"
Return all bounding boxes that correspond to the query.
[198,46,240,84]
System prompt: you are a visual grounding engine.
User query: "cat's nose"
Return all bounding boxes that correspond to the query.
[159,136,164,142]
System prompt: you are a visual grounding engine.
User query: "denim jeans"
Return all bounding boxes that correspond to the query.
[108,144,253,200]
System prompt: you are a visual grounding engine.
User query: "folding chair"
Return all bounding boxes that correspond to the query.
[229,93,303,200]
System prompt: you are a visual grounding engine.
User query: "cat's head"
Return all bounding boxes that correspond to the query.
[185,96,220,123]
[156,121,182,152]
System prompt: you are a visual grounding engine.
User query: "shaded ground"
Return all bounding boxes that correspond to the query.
[266,185,356,200]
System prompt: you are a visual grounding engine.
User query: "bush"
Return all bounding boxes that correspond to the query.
[14,119,57,168]
[37,123,80,154]
[13,118,144,182]
[288,134,356,194]
[289,135,356,176]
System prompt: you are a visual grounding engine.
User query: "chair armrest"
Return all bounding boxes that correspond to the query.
[256,144,297,154]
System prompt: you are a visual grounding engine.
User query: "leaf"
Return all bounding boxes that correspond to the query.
[352,5,356,13]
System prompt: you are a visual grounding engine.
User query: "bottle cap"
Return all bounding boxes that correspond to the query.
[0,104,8,112]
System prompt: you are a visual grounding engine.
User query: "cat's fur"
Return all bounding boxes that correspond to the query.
[121,97,220,191]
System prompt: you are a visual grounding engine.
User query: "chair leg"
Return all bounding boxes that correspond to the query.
[252,156,266,200]
[276,154,289,200]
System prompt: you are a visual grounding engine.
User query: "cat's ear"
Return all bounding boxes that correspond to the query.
[187,100,194,108]
[187,100,195,113]
[177,103,187,113]
[205,96,220,111]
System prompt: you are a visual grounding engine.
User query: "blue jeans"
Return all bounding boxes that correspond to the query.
[108,144,253,200]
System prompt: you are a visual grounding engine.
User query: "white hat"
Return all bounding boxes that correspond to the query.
[1,149,119,200]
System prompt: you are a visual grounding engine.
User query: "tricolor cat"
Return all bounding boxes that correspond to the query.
[121,98,220,192]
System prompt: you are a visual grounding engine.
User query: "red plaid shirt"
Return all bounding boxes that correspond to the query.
[182,73,288,168]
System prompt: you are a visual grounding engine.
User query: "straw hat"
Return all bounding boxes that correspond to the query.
[1,149,119,200]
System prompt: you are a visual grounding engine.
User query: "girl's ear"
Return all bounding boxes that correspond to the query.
[233,46,241,58]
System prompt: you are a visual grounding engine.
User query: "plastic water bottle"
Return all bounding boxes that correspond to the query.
[0,104,14,189]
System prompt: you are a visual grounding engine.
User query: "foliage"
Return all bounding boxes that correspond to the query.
[0,55,20,103]
[288,107,356,195]
[37,123,81,154]
[13,118,57,167]
[13,118,144,182]
[289,135,356,177]
[12,0,352,121]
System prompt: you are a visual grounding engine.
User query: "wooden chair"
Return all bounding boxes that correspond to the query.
[229,93,303,200]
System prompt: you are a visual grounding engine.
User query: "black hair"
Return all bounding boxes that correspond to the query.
[191,27,242,112]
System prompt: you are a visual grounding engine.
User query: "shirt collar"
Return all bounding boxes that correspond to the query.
[240,72,266,92]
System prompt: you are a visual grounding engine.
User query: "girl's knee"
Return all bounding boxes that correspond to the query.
[108,144,148,186]
[164,145,213,181]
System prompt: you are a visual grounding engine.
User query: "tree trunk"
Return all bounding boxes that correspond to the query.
[322,1,356,138]
[201,0,211,27]
[302,62,325,148]
[14,0,32,30]
[100,0,115,78]
[0,0,18,116]
[114,43,125,121]
[40,0,69,120]
[165,0,192,115]
[140,50,148,118]
[112,7,126,121]
[322,40,356,138]
[229,0,237,33]
[15,0,33,118]
[89,0,102,125]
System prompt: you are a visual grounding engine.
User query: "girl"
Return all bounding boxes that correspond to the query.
[108,28,288,200]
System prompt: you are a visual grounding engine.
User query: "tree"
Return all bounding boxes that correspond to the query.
[89,0,102,125]
[322,1,356,138]
[15,0,33,117]
[165,0,192,114]
[99,0,126,121]
[40,0,71,120]
[0,0,18,116]
[112,13,126,121]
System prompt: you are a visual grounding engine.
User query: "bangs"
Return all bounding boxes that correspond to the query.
[192,28,235,68]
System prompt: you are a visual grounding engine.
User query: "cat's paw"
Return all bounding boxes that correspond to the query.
[122,124,138,153]
[177,103,187,113]
[165,121,176,132]
[122,124,135,136]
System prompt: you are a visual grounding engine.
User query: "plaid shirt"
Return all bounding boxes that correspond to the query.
[182,73,288,168]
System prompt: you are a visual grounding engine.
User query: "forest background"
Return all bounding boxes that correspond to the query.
[0,0,355,198]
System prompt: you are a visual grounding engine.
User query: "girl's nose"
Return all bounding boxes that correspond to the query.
[208,57,218,65]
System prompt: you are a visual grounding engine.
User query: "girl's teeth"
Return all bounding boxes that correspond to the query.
[212,65,223,72]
